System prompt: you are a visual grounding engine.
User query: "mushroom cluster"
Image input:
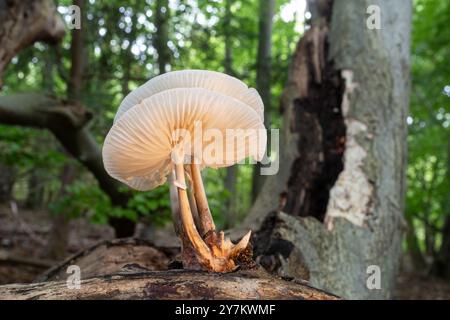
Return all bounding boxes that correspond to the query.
[102,70,266,272]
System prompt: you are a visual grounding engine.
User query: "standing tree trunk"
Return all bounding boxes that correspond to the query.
[47,164,76,260]
[154,0,170,74]
[223,0,238,228]
[405,214,427,272]
[431,137,450,279]
[240,0,411,299]
[252,0,275,201]
[0,163,15,203]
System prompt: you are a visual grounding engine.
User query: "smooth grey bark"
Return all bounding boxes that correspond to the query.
[239,0,411,299]
[252,0,275,201]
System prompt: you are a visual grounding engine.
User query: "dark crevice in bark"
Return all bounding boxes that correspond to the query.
[282,48,346,222]
[252,211,295,273]
[252,0,346,278]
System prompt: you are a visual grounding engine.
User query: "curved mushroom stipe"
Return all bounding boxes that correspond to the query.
[190,162,215,237]
[172,146,252,272]
[175,164,251,272]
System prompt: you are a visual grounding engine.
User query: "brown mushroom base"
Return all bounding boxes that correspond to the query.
[171,149,252,272]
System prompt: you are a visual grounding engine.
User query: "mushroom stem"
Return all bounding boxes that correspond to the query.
[169,170,183,236]
[173,161,212,265]
[190,163,216,236]
[185,166,201,232]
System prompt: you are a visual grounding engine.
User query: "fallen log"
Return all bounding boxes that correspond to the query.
[0,238,339,299]
[0,269,340,300]
[36,238,178,282]
[0,250,55,269]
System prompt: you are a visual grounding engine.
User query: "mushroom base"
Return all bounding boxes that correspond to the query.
[170,146,255,273]
[201,230,255,272]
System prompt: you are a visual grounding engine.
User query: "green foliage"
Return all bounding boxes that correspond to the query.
[49,181,171,226]
[406,0,450,257]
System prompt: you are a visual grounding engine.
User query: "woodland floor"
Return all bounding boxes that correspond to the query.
[0,204,449,300]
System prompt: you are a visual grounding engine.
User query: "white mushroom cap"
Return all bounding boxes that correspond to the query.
[114,69,264,123]
[103,88,266,191]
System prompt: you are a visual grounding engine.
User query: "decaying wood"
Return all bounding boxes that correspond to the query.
[1,238,339,300]
[0,269,340,300]
[36,238,178,282]
[0,250,54,269]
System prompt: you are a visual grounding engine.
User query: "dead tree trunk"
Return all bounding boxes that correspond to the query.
[238,0,411,299]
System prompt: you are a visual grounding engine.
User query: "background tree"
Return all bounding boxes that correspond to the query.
[252,0,275,201]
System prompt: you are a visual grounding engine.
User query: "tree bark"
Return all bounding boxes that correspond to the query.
[252,0,275,201]
[238,0,411,299]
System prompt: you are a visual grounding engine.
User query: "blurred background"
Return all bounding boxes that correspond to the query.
[0,0,449,299]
